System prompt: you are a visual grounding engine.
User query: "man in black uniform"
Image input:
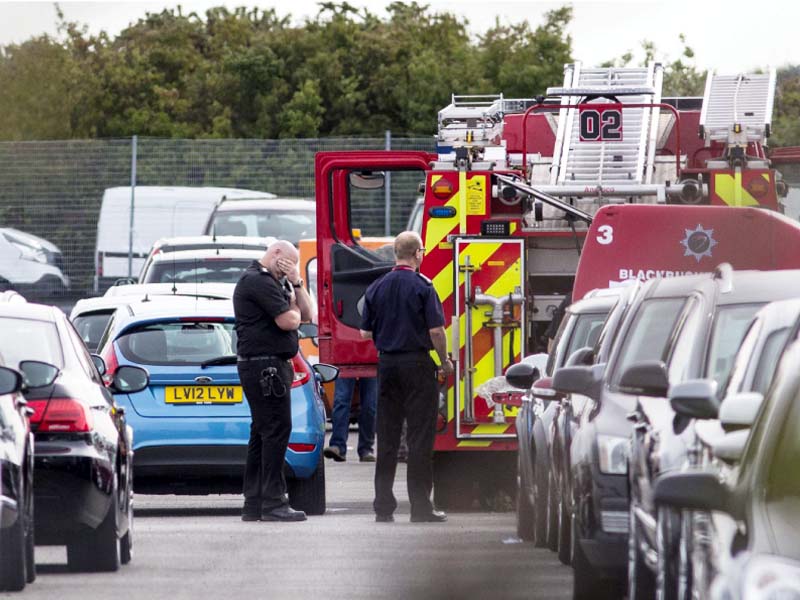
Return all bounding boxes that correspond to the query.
[234,240,314,522]
[360,231,454,523]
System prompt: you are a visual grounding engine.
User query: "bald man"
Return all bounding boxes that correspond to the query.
[360,231,453,523]
[234,240,314,522]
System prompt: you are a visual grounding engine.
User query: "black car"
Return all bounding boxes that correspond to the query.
[0,302,148,572]
[655,338,800,600]
[547,282,641,565]
[553,274,709,599]
[0,362,33,591]
[621,267,800,600]
[513,291,617,547]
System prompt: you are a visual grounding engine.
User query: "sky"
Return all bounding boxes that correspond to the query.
[0,0,798,73]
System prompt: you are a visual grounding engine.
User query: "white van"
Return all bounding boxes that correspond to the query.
[94,186,274,292]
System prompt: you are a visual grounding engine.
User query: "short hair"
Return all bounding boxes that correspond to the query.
[394,231,422,260]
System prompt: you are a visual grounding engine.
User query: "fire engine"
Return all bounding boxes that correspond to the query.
[314,62,799,506]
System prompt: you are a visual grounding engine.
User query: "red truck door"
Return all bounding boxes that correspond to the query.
[314,151,434,377]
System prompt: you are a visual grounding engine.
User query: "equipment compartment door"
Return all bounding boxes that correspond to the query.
[454,238,525,440]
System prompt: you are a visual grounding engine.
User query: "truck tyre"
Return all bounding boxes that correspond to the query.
[288,454,326,516]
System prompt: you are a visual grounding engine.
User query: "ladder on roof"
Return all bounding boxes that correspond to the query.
[699,69,776,143]
[549,62,664,188]
[437,94,506,147]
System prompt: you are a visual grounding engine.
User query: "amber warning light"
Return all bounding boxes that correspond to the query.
[431,179,454,199]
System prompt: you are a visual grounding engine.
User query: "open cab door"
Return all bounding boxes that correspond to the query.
[315,151,434,377]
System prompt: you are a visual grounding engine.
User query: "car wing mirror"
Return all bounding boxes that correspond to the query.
[653,470,739,518]
[0,366,23,395]
[531,376,563,401]
[109,365,150,394]
[298,322,319,340]
[505,362,540,390]
[18,360,60,389]
[312,363,339,384]
[552,364,603,400]
[712,429,749,464]
[349,171,385,190]
[90,354,107,376]
[669,379,719,420]
[618,360,669,397]
[565,346,595,367]
[719,392,763,432]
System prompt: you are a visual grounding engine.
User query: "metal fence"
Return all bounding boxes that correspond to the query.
[0,135,435,301]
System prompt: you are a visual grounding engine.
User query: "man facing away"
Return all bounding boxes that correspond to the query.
[359,231,454,523]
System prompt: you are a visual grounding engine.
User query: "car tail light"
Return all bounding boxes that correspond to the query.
[29,398,93,432]
[291,354,311,388]
[102,344,119,386]
[288,443,316,453]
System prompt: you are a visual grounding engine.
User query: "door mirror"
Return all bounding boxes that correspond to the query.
[18,360,59,389]
[653,471,739,518]
[566,346,595,367]
[312,363,339,384]
[505,362,540,390]
[618,360,669,397]
[669,379,719,420]
[298,322,319,340]
[719,392,763,432]
[531,376,561,400]
[90,354,107,376]
[109,365,150,394]
[712,429,749,464]
[552,364,603,400]
[349,171,385,190]
[0,366,23,395]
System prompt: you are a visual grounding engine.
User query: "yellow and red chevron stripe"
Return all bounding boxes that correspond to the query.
[710,170,778,209]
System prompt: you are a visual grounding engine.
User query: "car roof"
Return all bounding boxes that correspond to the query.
[0,301,61,321]
[110,297,235,335]
[214,199,315,212]
[148,248,263,261]
[105,282,235,299]
[103,186,276,200]
[150,235,275,251]
[568,293,620,315]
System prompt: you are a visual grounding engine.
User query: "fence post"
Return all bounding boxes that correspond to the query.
[384,129,392,236]
[128,135,137,278]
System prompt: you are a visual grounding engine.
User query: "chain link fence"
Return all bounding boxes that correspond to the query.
[0,135,435,302]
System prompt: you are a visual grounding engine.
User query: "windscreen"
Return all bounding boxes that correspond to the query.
[0,316,64,368]
[210,210,315,244]
[145,259,252,284]
[117,320,237,365]
[73,312,113,352]
[705,304,761,387]
[610,297,685,389]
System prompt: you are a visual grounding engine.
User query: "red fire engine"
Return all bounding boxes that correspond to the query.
[314,63,799,506]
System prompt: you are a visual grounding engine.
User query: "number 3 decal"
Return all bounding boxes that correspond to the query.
[596,225,613,245]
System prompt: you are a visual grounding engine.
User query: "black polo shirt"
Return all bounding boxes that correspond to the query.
[361,266,446,353]
[233,261,298,360]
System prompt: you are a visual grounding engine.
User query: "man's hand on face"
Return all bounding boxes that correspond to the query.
[276,257,301,285]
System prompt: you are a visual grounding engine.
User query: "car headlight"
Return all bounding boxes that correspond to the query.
[597,435,629,474]
[740,556,800,600]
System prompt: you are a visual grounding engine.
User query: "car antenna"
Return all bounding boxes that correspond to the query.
[212,223,217,243]
[142,293,150,303]
[171,251,178,294]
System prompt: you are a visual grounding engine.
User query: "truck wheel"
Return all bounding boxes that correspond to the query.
[288,454,326,516]
[67,475,120,573]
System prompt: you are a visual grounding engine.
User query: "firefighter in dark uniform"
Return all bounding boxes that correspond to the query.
[233,240,314,522]
[360,231,454,523]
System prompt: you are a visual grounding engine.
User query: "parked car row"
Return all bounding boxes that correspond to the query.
[504,264,800,600]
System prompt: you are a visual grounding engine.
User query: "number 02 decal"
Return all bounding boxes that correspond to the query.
[578,104,623,142]
[596,225,613,245]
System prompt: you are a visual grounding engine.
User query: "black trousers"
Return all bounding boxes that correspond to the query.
[238,358,294,512]
[373,352,439,517]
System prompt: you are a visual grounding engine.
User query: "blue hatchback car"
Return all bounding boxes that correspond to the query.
[95,297,336,515]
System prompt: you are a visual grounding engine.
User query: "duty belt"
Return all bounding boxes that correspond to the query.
[237,355,291,363]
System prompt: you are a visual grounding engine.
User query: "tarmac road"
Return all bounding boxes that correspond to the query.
[14,434,573,600]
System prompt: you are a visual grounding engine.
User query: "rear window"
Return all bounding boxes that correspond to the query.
[610,297,685,389]
[144,259,252,284]
[210,210,315,244]
[117,321,236,365]
[73,312,113,352]
[0,316,64,368]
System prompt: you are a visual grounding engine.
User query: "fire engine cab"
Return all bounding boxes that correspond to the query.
[314,62,798,506]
